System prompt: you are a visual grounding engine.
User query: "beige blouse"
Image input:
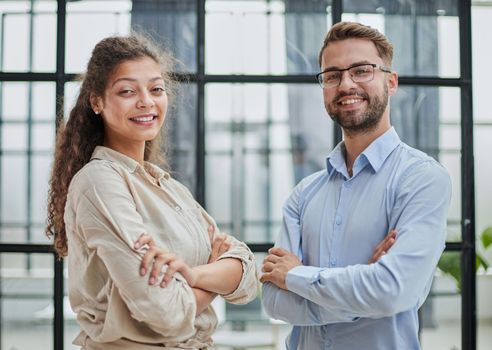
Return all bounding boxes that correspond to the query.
[64,146,258,349]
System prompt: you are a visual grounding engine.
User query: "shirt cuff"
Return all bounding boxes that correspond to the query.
[286,265,325,295]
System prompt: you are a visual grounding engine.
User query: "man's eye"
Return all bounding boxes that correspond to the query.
[324,72,340,81]
[352,66,371,76]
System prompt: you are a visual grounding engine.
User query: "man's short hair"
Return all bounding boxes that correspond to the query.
[318,22,394,67]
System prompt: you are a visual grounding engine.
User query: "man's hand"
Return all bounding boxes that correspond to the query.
[260,247,301,290]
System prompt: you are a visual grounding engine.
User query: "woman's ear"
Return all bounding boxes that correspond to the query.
[89,93,103,115]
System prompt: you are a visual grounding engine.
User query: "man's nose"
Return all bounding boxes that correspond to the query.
[338,70,357,90]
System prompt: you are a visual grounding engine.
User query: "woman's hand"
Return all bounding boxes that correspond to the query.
[134,234,197,288]
[369,229,397,263]
[207,225,231,263]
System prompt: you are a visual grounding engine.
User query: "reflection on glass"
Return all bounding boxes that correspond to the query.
[131,0,197,72]
[205,83,331,243]
[206,0,332,74]
[66,0,197,73]
[342,0,459,78]
[166,83,197,193]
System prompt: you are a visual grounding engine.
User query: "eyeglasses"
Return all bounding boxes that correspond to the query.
[315,63,392,88]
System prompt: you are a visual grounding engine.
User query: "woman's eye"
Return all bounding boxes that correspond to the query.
[119,89,135,96]
[152,87,165,93]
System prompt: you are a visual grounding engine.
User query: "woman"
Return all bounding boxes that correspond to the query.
[46,33,258,349]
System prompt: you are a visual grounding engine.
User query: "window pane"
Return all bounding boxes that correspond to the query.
[0,2,57,72]
[473,5,492,124]
[32,83,56,122]
[1,253,54,350]
[167,83,197,193]
[1,155,27,224]
[31,155,53,225]
[392,86,461,241]
[342,0,460,78]
[131,0,197,72]
[421,262,462,349]
[206,0,332,74]
[0,228,26,244]
[205,83,331,243]
[66,0,197,73]
[32,124,55,152]
[1,83,29,121]
[65,0,132,73]
[2,124,28,151]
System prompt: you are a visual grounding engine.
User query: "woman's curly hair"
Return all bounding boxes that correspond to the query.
[46,33,177,258]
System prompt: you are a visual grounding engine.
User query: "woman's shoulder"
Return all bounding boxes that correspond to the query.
[69,158,127,195]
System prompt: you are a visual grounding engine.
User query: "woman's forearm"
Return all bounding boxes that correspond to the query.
[192,287,217,315]
[192,258,243,295]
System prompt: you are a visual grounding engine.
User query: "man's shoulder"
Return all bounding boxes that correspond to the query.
[390,142,450,183]
[297,169,327,189]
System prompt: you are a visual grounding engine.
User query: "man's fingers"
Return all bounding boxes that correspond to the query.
[262,262,274,273]
[260,272,272,283]
[263,254,279,265]
[268,247,288,256]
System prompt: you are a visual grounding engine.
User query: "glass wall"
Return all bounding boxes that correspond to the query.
[0,0,483,349]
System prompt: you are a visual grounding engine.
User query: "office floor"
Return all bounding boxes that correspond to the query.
[3,320,491,350]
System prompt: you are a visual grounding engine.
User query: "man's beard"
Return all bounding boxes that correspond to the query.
[326,84,388,135]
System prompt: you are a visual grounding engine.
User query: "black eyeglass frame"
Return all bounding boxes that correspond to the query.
[315,63,392,88]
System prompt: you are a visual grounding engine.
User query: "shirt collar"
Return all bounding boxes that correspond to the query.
[91,146,170,180]
[326,127,401,175]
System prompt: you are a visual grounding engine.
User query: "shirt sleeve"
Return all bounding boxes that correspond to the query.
[284,161,452,320]
[262,178,358,325]
[199,210,259,305]
[67,162,197,338]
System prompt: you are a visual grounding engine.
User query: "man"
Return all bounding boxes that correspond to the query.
[261,22,451,349]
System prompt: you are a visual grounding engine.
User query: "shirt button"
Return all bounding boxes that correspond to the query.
[335,215,342,225]
[174,205,181,211]
[330,259,337,267]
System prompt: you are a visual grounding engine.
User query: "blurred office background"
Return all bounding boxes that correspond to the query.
[0,0,491,349]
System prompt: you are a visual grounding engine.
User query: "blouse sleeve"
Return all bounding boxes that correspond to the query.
[66,161,197,338]
[200,209,259,305]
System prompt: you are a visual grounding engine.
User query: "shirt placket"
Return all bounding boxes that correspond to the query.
[329,177,352,268]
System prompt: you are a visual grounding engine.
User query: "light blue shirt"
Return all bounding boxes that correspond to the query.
[262,127,451,350]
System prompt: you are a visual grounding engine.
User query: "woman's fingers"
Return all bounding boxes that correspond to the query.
[149,254,169,285]
[134,233,154,249]
[208,225,215,242]
[208,233,232,263]
[140,245,159,276]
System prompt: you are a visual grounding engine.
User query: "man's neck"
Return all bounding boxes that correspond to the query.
[343,122,391,171]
